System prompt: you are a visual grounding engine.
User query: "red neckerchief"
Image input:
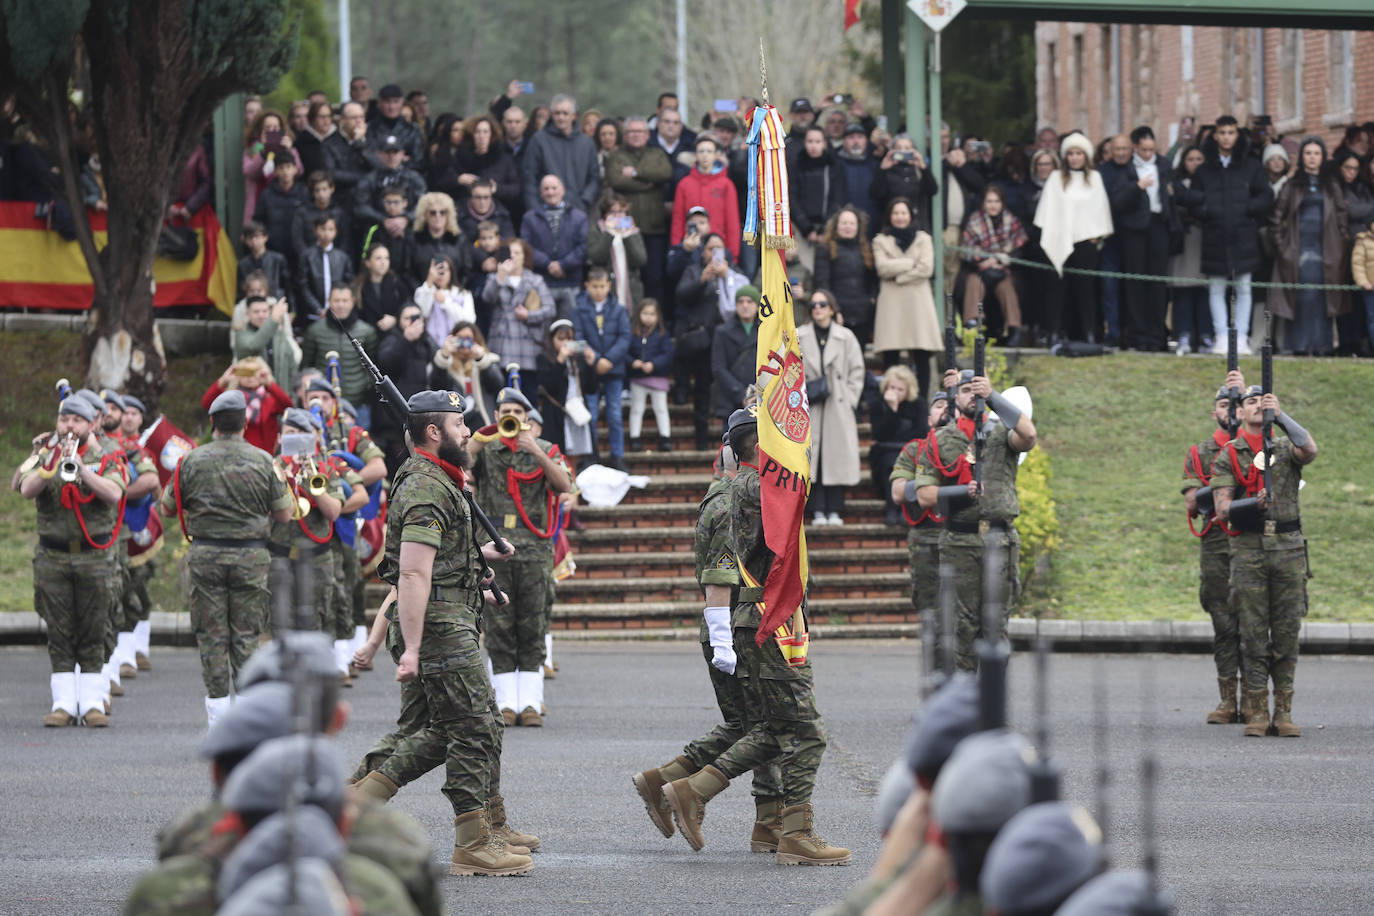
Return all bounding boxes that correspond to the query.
[899,436,946,527]
[740,461,758,470]
[1226,430,1265,497]
[505,445,561,538]
[922,420,976,486]
[415,448,467,488]
[1212,427,1231,449]
[61,441,125,549]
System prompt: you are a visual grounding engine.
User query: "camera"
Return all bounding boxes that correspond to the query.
[893,151,914,163]
[567,340,588,356]
[830,93,851,105]
[457,337,474,349]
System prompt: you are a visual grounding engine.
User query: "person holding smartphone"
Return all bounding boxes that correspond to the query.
[587,190,647,306]
[870,134,939,233]
[242,109,302,225]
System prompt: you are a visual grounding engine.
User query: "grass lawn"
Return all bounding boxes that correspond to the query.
[0,330,222,613]
[1016,352,1374,622]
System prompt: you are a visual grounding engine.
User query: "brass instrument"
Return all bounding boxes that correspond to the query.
[497,414,530,439]
[305,456,330,497]
[274,458,318,519]
[57,434,81,482]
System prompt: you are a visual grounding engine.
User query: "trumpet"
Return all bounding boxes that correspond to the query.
[305,456,330,497]
[57,434,81,483]
[274,458,324,519]
[497,414,531,439]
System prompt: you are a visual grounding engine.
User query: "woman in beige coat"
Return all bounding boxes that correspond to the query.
[798,290,867,526]
[873,196,941,401]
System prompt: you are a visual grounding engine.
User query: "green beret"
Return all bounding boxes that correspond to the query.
[59,397,99,422]
[121,395,147,414]
[407,389,471,414]
[209,389,248,415]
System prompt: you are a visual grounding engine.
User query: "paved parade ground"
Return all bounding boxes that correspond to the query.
[2,640,1372,915]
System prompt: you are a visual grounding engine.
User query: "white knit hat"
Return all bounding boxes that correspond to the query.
[1059,132,1095,161]
[1262,143,1289,166]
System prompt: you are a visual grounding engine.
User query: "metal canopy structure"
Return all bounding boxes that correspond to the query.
[958,0,1374,29]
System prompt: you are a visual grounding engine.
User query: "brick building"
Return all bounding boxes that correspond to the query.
[1034,24,1374,150]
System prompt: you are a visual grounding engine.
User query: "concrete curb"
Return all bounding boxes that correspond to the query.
[2,612,1371,654]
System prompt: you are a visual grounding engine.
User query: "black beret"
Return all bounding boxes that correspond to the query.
[407,389,470,414]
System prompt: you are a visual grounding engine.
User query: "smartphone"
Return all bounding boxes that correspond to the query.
[568,340,588,355]
[616,216,632,231]
[263,130,283,151]
[711,248,726,264]
[280,432,314,458]
[516,81,535,95]
[457,337,474,349]
[714,99,739,112]
[234,365,258,379]
[893,151,914,163]
[687,223,700,237]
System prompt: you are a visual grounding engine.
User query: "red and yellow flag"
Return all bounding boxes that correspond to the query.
[744,105,812,652]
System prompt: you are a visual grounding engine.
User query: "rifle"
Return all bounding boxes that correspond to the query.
[1137,661,1175,914]
[334,318,512,606]
[942,298,958,427]
[1226,281,1239,439]
[972,299,988,492]
[974,537,1009,730]
[1027,632,1061,803]
[1260,312,1274,518]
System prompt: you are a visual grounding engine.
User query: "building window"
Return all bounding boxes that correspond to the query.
[1277,29,1303,132]
[1327,31,1354,121]
[1046,41,1059,127]
[1220,29,1236,113]
[1181,26,1194,83]
[1073,33,1084,106]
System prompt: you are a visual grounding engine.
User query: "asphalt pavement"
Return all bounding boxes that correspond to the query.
[1,640,1372,915]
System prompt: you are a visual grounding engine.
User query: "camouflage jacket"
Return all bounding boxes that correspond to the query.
[695,477,739,641]
[728,465,770,630]
[890,434,943,545]
[912,417,1021,547]
[1182,427,1231,547]
[268,454,363,546]
[159,437,292,541]
[1209,431,1305,551]
[32,437,126,543]
[471,437,558,556]
[380,455,484,604]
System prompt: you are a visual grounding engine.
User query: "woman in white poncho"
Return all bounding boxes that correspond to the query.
[1033,132,1114,343]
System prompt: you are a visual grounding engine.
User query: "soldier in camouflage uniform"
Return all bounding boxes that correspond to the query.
[1211,385,1317,738]
[632,443,786,851]
[305,379,387,684]
[466,388,571,727]
[660,410,851,866]
[350,390,532,876]
[118,394,158,670]
[1182,371,1246,724]
[17,396,127,727]
[912,370,1037,671]
[158,390,294,726]
[890,392,949,624]
[101,391,159,684]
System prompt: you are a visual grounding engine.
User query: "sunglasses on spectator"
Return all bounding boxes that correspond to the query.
[810,299,829,307]
[401,312,421,321]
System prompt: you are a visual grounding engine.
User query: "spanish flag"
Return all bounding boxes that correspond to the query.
[744,104,812,652]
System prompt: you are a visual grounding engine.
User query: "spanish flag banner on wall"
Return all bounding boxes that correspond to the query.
[744,104,812,652]
[0,202,238,316]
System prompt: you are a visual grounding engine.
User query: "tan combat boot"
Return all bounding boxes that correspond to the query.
[632,755,693,838]
[1206,678,1239,724]
[775,803,852,866]
[517,706,543,727]
[82,709,110,728]
[662,765,729,851]
[43,709,75,727]
[354,770,399,802]
[136,652,152,672]
[750,797,784,853]
[119,663,138,680]
[1242,689,1270,737]
[1271,690,1301,737]
[109,679,125,697]
[490,794,539,853]
[449,809,533,876]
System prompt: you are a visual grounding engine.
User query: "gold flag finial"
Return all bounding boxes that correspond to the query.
[759,38,769,105]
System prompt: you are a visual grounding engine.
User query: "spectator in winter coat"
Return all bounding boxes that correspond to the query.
[521,174,590,318]
[295,214,354,327]
[626,298,674,452]
[1034,132,1114,344]
[201,358,292,454]
[587,191,648,306]
[710,285,760,426]
[1269,138,1349,355]
[456,179,515,245]
[1175,116,1273,354]
[572,268,633,467]
[673,234,738,449]
[670,135,741,260]
[351,242,407,332]
[813,206,879,344]
[961,184,1029,346]
[407,191,470,289]
[242,109,302,225]
[870,134,940,232]
[481,239,555,399]
[252,157,308,261]
[869,364,929,526]
[606,117,675,301]
[373,304,435,473]
[233,295,300,389]
[290,171,351,265]
[1107,126,1178,352]
[169,135,213,218]
[523,94,601,213]
[413,255,476,348]
[297,103,349,183]
[237,221,288,299]
[434,114,520,212]
[836,123,881,233]
[791,127,846,270]
[873,198,940,397]
[352,136,427,228]
[365,83,425,168]
[328,101,376,217]
[301,286,379,427]
[360,188,418,286]
[430,321,504,430]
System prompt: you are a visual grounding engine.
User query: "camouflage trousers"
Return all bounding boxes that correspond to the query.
[943,529,1021,672]
[682,641,785,798]
[126,558,156,626]
[33,546,115,671]
[1232,543,1307,694]
[1199,534,1239,680]
[329,536,362,640]
[269,546,335,634]
[374,607,501,816]
[908,530,941,615]
[487,558,551,673]
[187,544,270,697]
[109,547,130,649]
[712,623,828,806]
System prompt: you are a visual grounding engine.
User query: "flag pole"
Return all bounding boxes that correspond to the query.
[759,38,769,106]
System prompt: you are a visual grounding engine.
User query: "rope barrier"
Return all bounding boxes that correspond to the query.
[948,244,1366,292]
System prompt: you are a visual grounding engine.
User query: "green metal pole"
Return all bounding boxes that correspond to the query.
[930,32,944,313]
[881,0,903,126]
[212,93,246,246]
[904,9,927,148]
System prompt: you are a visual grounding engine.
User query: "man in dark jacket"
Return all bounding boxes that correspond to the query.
[302,102,372,231]
[1109,126,1177,352]
[607,117,674,301]
[456,180,515,246]
[1096,134,1134,345]
[253,158,308,264]
[296,214,355,327]
[572,268,632,468]
[352,136,427,229]
[522,94,600,214]
[373,303,434,474]
[521,174,589,319]
[1185,115,1273,355]
[709,286,760,433]
[365,83,424,168]
[790,128,845,250]
[837,124,880,232]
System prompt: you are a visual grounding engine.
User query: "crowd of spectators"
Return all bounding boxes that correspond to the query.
[7,81,1374,523]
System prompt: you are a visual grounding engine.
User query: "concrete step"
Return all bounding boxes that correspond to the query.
[571,546,910,580]
[577,499,890,529]
[555,571,909,604]
[551,596,916,627]
[566,521,901,553]
[614,471,875,505]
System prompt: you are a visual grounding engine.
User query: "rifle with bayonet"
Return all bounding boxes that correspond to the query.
[1226,280,1239,438]
[972,299,988,491]
[943,296,958,427]
[1260,312,1274,524]
[974,537,1009,730]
